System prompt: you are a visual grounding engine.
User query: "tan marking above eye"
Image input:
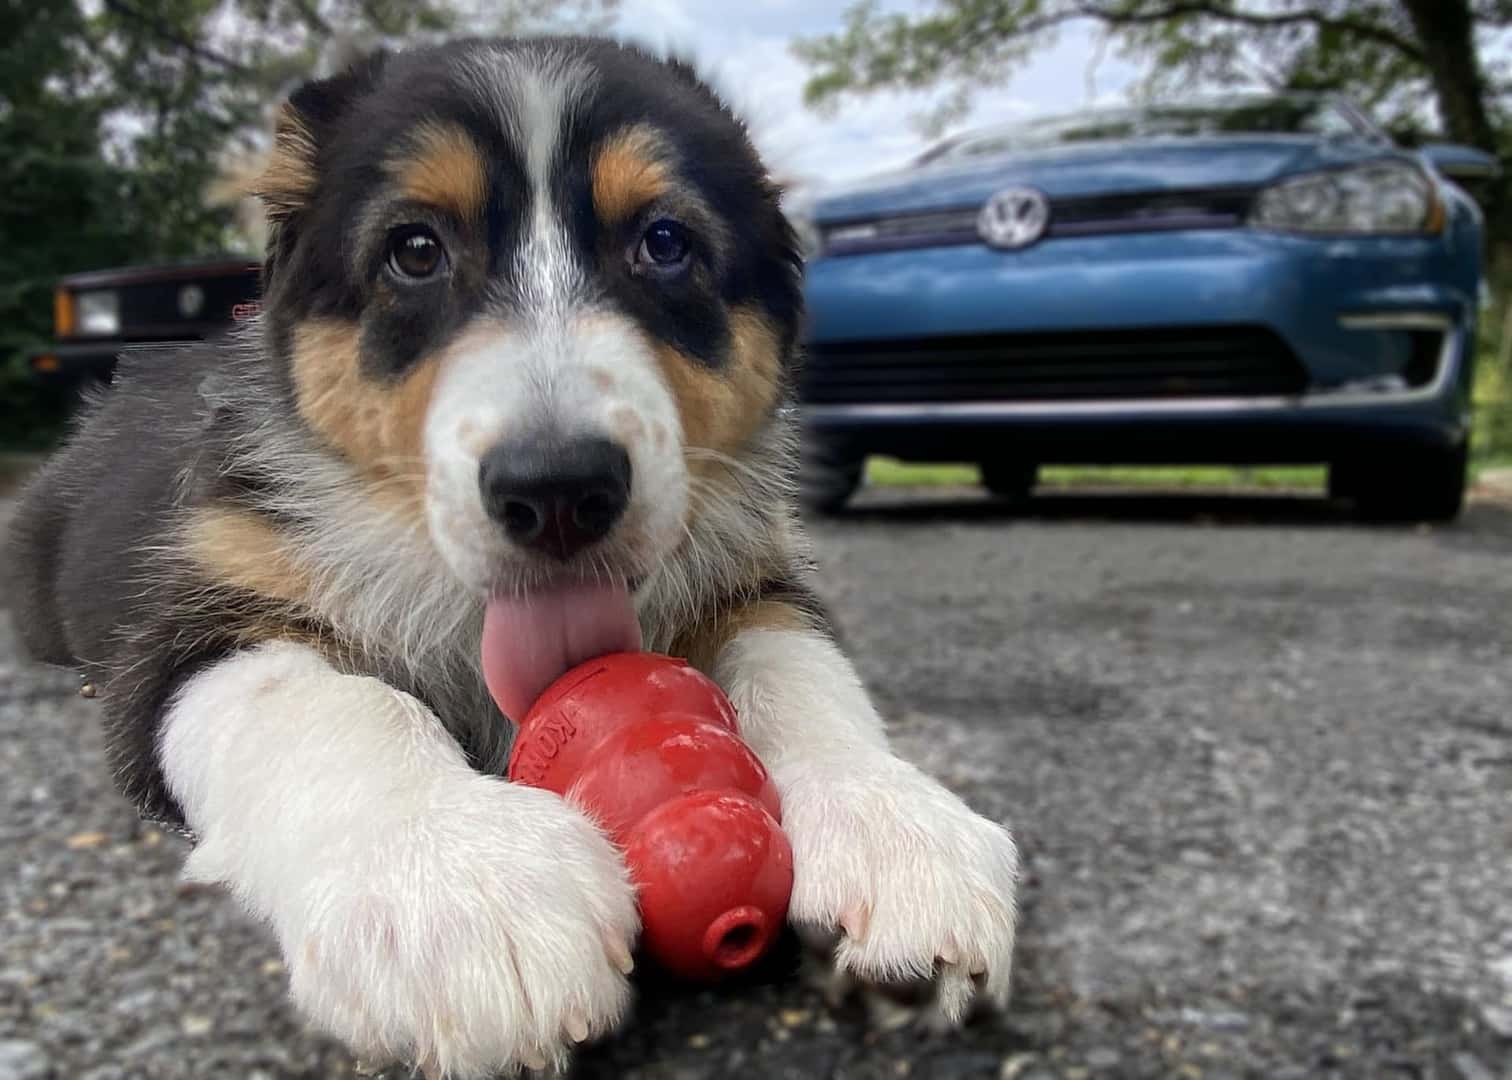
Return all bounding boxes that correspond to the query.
[592,125,674,225]
[652,305,785,465]
[390,122,489,222]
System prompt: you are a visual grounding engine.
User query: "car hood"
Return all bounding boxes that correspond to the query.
[811,136,1391,222]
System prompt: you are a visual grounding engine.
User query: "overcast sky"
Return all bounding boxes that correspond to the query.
[606,0,1147,186]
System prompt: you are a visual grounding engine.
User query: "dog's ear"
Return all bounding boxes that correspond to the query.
[251,51,388,276]
[252,51,387,222]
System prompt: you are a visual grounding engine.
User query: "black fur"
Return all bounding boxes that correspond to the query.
[6,347,514,825]
[7,356,243,820]
[4,36,810,828]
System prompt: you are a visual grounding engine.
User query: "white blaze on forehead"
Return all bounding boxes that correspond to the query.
[461,44,598,313]
[426,49,688,595]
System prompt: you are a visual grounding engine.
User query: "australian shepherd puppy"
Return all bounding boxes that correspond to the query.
[6,36,1018,1077]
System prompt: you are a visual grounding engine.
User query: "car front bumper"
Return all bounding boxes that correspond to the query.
[26,342,127,384]
[803,319,1473,463]
[26,337,210,386]
[800,228,1479,463]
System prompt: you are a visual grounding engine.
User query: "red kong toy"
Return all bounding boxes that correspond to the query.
[505,652,793,981]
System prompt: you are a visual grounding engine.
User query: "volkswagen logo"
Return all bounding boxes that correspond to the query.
[978,187,1050,250]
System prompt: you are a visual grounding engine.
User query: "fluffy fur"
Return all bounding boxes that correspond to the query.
[5,36,1019,1077]
[163,641,637,1074]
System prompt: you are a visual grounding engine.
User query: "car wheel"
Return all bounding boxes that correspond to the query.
[1331,442,1468,523]
[800,438,863,514]
[980,460,1038,499]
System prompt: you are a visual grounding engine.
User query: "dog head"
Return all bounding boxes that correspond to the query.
[249,38,803,598]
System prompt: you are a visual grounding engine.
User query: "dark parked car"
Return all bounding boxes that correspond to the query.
[793,94,1497,520]
[29,257,259,387]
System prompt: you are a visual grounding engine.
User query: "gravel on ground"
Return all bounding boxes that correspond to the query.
[4,487,1512,1079]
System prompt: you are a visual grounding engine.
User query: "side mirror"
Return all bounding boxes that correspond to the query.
[1419,143,1501,182]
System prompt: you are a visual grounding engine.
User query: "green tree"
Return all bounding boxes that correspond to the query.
[794,1,1512,247]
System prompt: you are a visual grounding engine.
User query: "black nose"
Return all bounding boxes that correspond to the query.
[478,436,633,560]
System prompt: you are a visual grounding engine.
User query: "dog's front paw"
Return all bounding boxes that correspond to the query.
[777,753,1018,1023]
[276,778,638,1078]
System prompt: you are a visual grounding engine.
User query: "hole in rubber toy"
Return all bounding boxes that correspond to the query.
[705,906,769,969]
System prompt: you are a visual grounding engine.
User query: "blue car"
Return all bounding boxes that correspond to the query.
[793,94,1495,520]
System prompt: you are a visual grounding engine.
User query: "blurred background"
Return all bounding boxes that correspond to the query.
[4,3,1512,1079]
[5,0,1510,497]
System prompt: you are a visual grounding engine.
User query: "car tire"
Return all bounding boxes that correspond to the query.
[800,438,863,514]
[1330,441,1468,523]
[980,460,1038,500]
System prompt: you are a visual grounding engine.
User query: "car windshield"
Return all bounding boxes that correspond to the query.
[930,98,1371,162]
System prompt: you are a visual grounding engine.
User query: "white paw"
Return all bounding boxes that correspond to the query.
[776,752,1019,1023]
[258,777,638,1077]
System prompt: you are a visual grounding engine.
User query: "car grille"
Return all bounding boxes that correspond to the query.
[116,270,260,340]
[801,326,1308,404]
[820,188,1253,256]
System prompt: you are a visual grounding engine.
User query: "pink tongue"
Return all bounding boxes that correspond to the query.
[481,583,643,722]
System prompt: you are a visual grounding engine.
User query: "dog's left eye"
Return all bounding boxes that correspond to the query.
[386,227,447,281]
[634,219,692,275]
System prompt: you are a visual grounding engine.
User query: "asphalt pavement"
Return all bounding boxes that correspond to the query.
[3,484,1512,1080]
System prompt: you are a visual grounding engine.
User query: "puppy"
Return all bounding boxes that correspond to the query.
[5,37,1018,1077]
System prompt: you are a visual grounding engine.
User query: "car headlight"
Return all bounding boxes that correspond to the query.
[74,289,121,336]
[1251,161,1441,234]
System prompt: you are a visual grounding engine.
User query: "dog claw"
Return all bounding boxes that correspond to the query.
[607,938,635,975]
[565,1013,589,1043]
[839,905,870,940]
[522,1049,548,1071]
[934,965,975,1027]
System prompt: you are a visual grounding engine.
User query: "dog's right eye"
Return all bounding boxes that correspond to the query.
[386,227,447,281]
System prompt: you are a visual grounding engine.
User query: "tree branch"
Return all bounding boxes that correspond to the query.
[357,0,397,34]
[287,0,334,37]
[803,1,1431,89]
[804,1,1427,99]
[101,0,252,74]
[1071,2,1426,63]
